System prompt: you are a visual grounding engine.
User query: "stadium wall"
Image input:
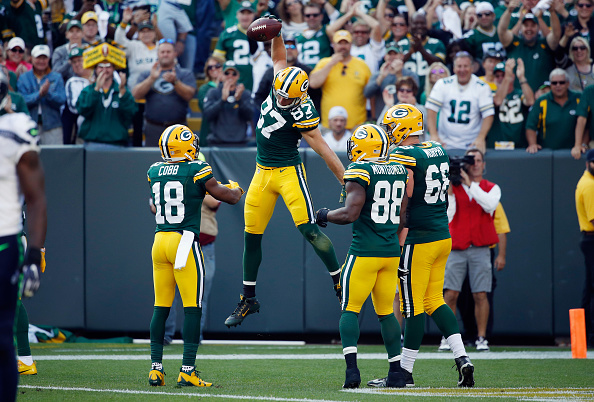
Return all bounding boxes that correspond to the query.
[24,147,586,338]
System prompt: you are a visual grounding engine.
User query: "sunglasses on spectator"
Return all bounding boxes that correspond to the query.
[304,13,321,18]
[158,38,175,45]
[397,88,414,93]
[392,22,406,26]
[224,70,238,76]
[285,44,297,49]
[577,3,592,7]
[572,46,588,51]
[10,48,25,53]
[476,12,492,17]
[550,80,566,85]
[207,64,222,70]
[431,68,445,74]
[385,13,395,18]
[353,30,370,35]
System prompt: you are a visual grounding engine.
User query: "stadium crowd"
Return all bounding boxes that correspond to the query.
[0,0,591,155]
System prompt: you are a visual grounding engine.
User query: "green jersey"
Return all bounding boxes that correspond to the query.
[506,36,555,92]
[398,36,446,94]
[255,90,320,167]
[214,24,254,90]
[10,0,46,47]
[296,27,333,69]
[147,160,214,236]
[576,83,594,121]
[344,160,408,257]
[462,27,504,60]
[390,141,451,245]
[487,89,528,148]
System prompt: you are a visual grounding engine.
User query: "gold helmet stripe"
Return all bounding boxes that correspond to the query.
[160,125,176,160]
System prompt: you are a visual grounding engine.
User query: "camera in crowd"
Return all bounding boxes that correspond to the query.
[449,154,475,186]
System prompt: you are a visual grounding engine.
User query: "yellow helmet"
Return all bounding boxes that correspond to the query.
[159,124,199,162]
[380,103,424,146]
[273,66,309,109]
[347,124,390,162]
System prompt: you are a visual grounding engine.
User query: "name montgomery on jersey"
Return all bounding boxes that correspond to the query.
[369,163,407,175]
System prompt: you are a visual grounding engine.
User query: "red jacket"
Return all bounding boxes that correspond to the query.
[449,180,499,250]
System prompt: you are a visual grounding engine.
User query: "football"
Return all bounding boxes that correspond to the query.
[247,18,282,42]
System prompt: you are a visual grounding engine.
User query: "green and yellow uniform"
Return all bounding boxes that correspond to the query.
[296,27,333,69]
[213,24,254,91]
[463,27,504,60]
[398,35,446,95]
[526,90,580,150]
[487,89,529,148]
[389,141,452,318]
[245,90,320,233]
[506,36,555,92]
[341,160,408,315]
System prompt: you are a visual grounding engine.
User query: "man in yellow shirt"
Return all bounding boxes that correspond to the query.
[575,149,594,348]
[309,30,371,130]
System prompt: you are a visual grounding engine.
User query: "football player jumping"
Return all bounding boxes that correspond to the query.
[147,125,243,387]
[314,124,409,389]
[367,104,475,388]
[224,16,345,328]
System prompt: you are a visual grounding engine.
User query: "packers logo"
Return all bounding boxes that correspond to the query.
[300,79,309,92]
[391,108,409,118]
[354,129,368,139]
[180,130,193,141]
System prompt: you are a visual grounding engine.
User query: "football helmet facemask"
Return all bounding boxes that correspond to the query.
[273,66,309,109]
[380,103,424,147]
[159,124,199,162]
[347,124,390,162]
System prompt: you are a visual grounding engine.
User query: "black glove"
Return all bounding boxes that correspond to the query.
[21,247,41,298]
[267,14,282,23]
[315,208,330,228]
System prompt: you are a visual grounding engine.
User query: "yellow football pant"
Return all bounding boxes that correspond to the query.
[244,163,315,234]
[152,231,204,308]
[399,238,452,317]
[341,254,400,316]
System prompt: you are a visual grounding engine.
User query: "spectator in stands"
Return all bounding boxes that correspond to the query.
[479,50,504,93]
[10,0,45,47]
[63,47,92,144]
[487,59,533,149]
[461,3,478,33]
[296,3,333,69]
[322,106,350,152]
[573,79,594,159]
[385,14,408,45]
[526,68,580,153]
[420,61,450,105]
[497,0,561,92]
[133,39,197,146]
[156,0,193,65]
[398,12,446,97]
[462,2,504,61]
[52,20,84,83]
[426,51,494,153]
[214,2,258,92]
[364,45,419,120]
[77,61,137,147]
[5,37,31,78]
[0,66,28,116]
[116,13,159,147]
[277,0,307,37]
[377,76,427,138]
[310,30,371,130]
[18,45,66,145]
[197,55,226,147]
[565,37,594,92]
[217,0,268,30]
[535,80,551,100]
[566,0,594,43]
[82,11,101,45]
[202,61,254,146]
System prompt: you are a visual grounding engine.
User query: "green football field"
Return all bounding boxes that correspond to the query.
[17,342,594,401]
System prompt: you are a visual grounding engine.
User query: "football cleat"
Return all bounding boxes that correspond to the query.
[148,365,165,386]
[177,369,212,387]
[159,124,199,162]
[17,360,37,375]
[380,103,424,147]
[343,367,361,389]
[367,370,414,388]
[224,294,261,327]
[347,124,390,163]
[454,355,475,387]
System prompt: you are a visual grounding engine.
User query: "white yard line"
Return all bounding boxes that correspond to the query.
[17,385,343,402]
[132,339,306,346]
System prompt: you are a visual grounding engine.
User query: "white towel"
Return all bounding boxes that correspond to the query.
[174,230,194,270]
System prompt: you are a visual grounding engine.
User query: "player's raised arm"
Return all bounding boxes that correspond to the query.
[270,19,287,75]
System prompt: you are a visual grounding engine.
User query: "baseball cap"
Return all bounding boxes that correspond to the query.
[238,1,255,12]
[483,50,504,61]
[69,47,84,59]
[494,62,505,73]
[538,80,551,90]
[386,45,400,54]
[283,33,296,44]
[82,11,98,24]
[67,20,83,31]
[333,30,352,44]
[223,60,240,73]
[523,13,538,23]
[328,106,348,120]
[137,20,154,30]
[7,37,25,50]
[475,2,495,14]
[31,44,50,58]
